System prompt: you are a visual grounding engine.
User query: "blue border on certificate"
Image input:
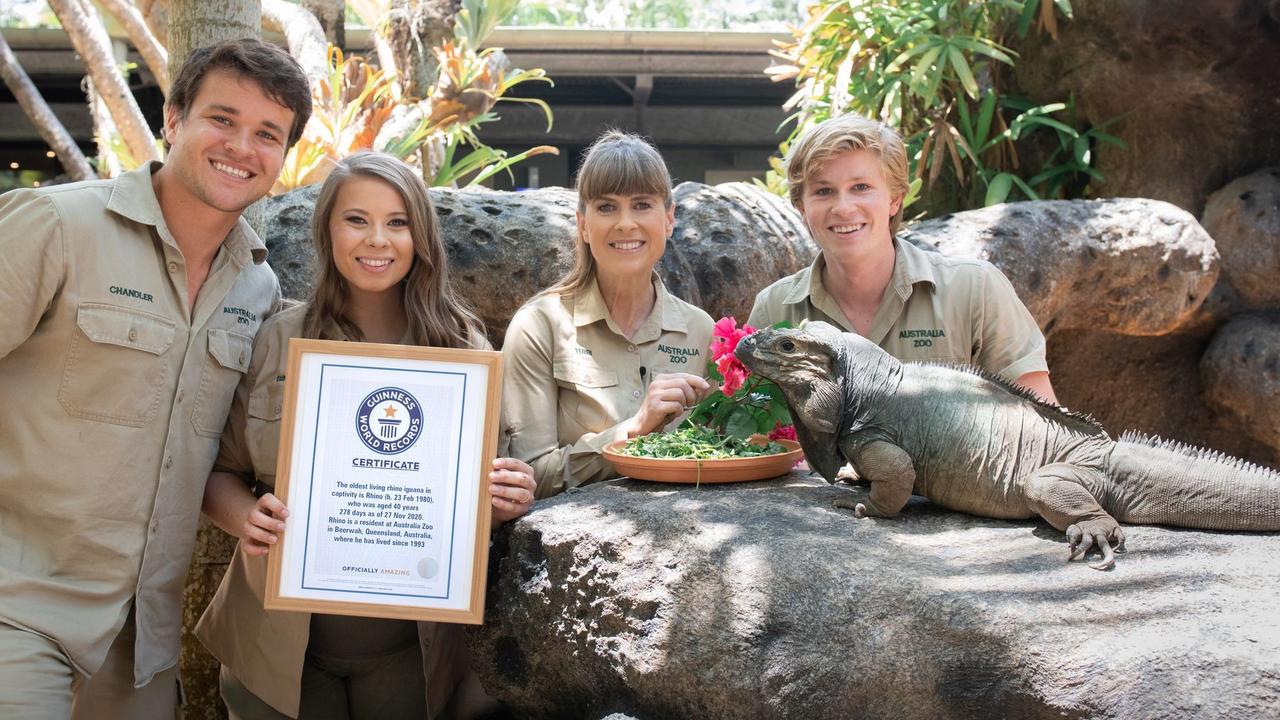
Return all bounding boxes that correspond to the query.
[299,362,469,601]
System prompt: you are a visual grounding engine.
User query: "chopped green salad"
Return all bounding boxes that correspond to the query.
[618,426,788,459]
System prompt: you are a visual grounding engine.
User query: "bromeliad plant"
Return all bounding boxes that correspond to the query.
[682,317,796,441]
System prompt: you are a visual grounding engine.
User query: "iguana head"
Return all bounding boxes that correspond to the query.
[735,322,849,436]
[736,322,845,390]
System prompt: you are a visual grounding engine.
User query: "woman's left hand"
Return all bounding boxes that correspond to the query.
[490,457,536,524]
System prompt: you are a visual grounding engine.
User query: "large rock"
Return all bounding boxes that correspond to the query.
[1201,168,1280,313]
[264,187,1218,342]
[1015,0,1280,215]
[260,182,813,344]
[901,198,1219,337]
[1201,313,1280,455]
[472,474,1280,720]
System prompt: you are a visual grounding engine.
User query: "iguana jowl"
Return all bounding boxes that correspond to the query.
[735,321,1280,569]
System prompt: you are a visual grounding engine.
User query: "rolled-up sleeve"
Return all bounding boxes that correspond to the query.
[0,191,66,360]
[974,262,1049,382]
[502,305,629,499]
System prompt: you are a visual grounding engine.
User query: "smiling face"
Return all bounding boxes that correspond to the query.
[799,148,903,261]
[160,68,294,218]
[576,192,674,283]
[329,175,414,301]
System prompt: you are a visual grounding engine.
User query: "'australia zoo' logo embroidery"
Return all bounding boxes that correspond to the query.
[356,387,423,455]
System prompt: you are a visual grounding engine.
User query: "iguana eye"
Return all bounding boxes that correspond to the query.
[780,340,795,352]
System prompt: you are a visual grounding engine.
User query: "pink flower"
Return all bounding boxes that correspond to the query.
[716,353,747,396]
[710,316,757,362]
[767,423,797,442]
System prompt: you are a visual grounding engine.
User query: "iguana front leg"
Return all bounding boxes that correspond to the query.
[832,440,915,518]
[1024,463,1126,571]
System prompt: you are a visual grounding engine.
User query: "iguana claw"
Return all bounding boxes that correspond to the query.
[1066,520,1126,570]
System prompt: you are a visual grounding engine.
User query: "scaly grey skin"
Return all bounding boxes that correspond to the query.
[735,322,1280,570]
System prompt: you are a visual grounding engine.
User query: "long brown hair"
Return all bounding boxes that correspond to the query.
[540,130,673,297]
[303,152,483,349]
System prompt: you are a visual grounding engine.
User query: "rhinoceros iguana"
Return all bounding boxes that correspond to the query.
[734,321,1280,569]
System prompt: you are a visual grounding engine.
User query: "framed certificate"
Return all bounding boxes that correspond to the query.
[265,338,501,624]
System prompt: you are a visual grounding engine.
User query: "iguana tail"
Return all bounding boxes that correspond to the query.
[1103,432,1280,531]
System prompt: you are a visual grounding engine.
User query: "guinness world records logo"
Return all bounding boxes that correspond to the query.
[356,387,423,454]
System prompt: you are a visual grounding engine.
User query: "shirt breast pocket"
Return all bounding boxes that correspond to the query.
[192,327,254,438]
[58,303,176,427]
[553,359,619,432]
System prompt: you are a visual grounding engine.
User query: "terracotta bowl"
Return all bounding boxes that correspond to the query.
[602,439,803,484]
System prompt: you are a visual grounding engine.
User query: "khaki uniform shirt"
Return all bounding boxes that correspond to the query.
[502,275,714,498]
[194,304,471,719]
[0,163,280,684]
[747,239,1047,382]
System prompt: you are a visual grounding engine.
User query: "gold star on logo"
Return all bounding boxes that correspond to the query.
[383,404,398,418]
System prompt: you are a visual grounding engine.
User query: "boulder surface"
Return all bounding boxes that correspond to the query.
[901,198,1219,337]
[1201,313,1280,453]
[472,474,1280,720]
[1201,168,1280,313]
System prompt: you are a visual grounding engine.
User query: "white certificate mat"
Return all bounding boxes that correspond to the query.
[265,338,500,624]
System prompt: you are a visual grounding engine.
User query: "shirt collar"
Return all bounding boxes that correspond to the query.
[573,273,689,337]
[784,237,938,306]
[105,161,269,267]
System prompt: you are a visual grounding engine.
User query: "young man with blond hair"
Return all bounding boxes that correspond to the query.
[0,38,311,718]
[748,113,1056,401]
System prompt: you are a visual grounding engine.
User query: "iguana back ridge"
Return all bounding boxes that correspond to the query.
[735,322,1280,569]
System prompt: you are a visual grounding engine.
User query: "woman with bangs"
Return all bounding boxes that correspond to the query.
[195,151,535,719]
[502,130,715,498]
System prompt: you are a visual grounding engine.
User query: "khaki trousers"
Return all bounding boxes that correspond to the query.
[0,615,179,720]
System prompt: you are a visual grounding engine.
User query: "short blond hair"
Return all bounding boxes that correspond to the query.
[786,114,911,235]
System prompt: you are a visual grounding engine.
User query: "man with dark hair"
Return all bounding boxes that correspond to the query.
[0,38,311,718]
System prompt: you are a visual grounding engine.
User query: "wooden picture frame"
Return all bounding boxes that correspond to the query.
[264,338,501,624]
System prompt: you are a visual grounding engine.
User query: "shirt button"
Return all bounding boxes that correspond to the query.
[167,261,179,273]
[164,456,173,469]
[632,390,641,398]
[176,390,184,403]
[127,327,138,342]
[150,520,159,534]
[627,344,636,352]
[239,352,247,365]
[274,405,283,415]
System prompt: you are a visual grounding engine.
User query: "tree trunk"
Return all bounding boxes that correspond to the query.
[387,0,460,100]
[136,0,169,46]
[303,0,345,49]
[96,0,170,94]
[167,0,258,82]
[165,3,264,717]
[46,0,159,166]
[87,80,124,177]
[0,32,95,180]
[261,0,328,89]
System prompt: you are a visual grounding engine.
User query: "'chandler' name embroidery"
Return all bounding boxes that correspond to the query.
[109,285,153,302]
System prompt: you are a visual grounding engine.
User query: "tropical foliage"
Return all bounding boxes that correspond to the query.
[276,0,557,191]
[767,0,1125,210]
[508,0,799,30]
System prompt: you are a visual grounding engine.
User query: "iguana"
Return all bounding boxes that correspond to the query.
[734,321,1280,569]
